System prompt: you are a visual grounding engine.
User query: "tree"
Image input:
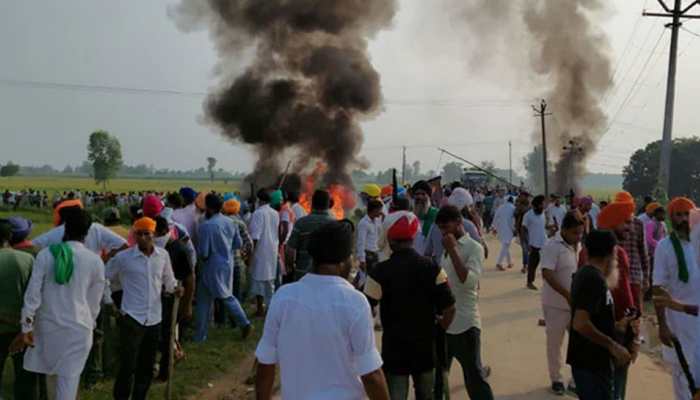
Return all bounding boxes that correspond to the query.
[623,137,700,202]
[87,130,122,189]
[442,162,464,184]
[0,162,20,177]
[523,145,552,195]
[207,157,217,182]
[412,161,421,179]
[62,165,74,174]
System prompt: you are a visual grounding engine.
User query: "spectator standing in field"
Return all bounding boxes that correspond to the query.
[522,195,547,290]
[540,212,584,395]
[0,220,38,399]
[492,196,516,271]
[249,189,280,316]
[411,181,439,255]
[286,190,334,281]
[567,230,632,400]
[435,205,494,400]
[644,203,666,291]
[289,191,307,220]
[194,194,252,339]
[355,199,384,287]
[223,198,253,301]
[107,217,182,400]
[172,187,201,245]
[365,211,455,400]
[14,210,106,400]
[614,191,650,311]
[6,216,40,256]
[546,194,567,233]
[256,221,390,400]
[514,192,532,273]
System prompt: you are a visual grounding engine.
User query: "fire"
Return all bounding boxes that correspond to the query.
[297,162,355,220]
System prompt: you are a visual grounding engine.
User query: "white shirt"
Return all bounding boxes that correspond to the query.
[255,274,382,399]
[540,238,579,310]
[33,222,127,255]
[654,237,700,368]
[172,204,201,244]
[588,203,600,229]
[523,209,547,249]
[249,204,280,281]
[547,204,567,228]
[22,242,105,377]
[492,202,516,243]
[356,215,381,262]
[442,235,483,334]
[291,203,307,220]
[106,246,177,326]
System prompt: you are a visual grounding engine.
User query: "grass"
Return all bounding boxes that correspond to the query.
[0,207,54,238]
[0,176,240,194]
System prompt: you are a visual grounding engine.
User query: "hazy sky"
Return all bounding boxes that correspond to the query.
[2,0,700,176]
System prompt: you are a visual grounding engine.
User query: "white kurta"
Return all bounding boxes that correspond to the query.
[32,222,127,255]
[249,204,280,281]
[22,242,106,378]
[653,236,700,400]
[492,202,516,244]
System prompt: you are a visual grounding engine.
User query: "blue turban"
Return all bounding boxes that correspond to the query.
[179,187,197,203]
[223,192,240,202]
[7,216,32,242]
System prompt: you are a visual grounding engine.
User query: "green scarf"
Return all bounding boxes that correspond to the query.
[669,232,689,283]
[419,207,438,237]
[49,243,74,285]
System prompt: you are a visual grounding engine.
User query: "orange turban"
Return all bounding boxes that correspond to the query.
[195,192,207,211]
[133,217,156,233]
[668,197,696,215]
[53,199,84,226]
[223,199,241,215]
[597,202,633,230]
[645,202,662,215]
[613,191,635,214]
[381,185,393,198]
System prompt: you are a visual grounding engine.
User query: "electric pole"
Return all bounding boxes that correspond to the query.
[644,0,700,198]
[508,140,513,186]
[401,145,407,184]
[532,99,552,198]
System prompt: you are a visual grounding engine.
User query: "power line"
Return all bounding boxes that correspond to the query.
[680,25,700,37]
[602,5,645,105]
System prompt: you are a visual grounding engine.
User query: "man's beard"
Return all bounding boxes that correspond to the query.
[414,200,429,216]
[606,264,620,290]
[673,221,690,237]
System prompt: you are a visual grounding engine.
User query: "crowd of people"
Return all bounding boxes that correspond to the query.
[1,178,699,400]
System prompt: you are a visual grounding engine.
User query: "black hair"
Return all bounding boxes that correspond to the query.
[129,204,142,220]
[58,205,82,226]
[585,230,617,259]
[367,199,384,213]
[257,189,271,203]
[64,209,92,241]
[311,190,331,211]
[167,192,184,209]
[532,195,546,207]
[205,193,223,212]
[0,220,11,244]
[288,191,300,203]
[561,211,585,230]
[154,216,169,236]
[436,205,463,224]
[449,181,463,191]
[309,220,354,268]
[391,197,410,211]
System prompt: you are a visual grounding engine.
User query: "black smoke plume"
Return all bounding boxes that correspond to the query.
[170,0,397,187]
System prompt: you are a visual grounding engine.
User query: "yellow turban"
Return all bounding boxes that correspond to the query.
[668,197,696,215]
[133,217,156,233]
[597,202,633,230]
[362,184,381,198]
[645,202,662,215]
[223,199,241,215]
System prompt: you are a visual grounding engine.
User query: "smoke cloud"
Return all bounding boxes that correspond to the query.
[170,0,397,187]
[454,0,613,193]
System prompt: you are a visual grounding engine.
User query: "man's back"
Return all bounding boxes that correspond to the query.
[287,211,334,273]
[255,274,381,399]
[198,213,240,266]
[0,248,33,334]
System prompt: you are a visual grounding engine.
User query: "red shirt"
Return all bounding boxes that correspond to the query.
[578,245,635,320]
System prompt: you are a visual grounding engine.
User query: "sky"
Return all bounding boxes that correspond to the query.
[1,0,700,176]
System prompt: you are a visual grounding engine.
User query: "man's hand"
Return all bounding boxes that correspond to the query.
[174,286,185,298]
[9,332,34,353]
[659,323,676,347]
[442,233,458,251]
[608,342,632,366]
[180,305,193,322]
[629,341,640,363]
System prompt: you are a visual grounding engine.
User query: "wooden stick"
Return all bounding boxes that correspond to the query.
[673,337,698,396]
[165,294,181,400]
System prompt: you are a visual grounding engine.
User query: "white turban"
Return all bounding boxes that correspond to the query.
[447,188,474,210]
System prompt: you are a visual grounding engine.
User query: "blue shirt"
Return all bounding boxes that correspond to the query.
[197,213,242,298]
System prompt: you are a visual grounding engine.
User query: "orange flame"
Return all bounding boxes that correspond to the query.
[298,162,355,220]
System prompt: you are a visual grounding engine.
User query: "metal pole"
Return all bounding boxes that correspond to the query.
[658,0,682,197]
[401,146,406,184]
[508,140,513,186]
[536,100,550,198]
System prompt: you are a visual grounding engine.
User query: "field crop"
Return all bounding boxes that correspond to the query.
[0,176,240,194]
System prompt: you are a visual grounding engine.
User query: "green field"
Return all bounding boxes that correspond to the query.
[0,176,240,194]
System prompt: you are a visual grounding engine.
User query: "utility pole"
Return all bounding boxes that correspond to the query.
[644,0,700,198]
[532,99,552,198]
[508,140,513,186]
[401,145,407,184]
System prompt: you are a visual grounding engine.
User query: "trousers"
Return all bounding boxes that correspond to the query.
[0,332,39,399]
[543,306,570,383]
[113,315,160,400]
[527,246,541,284]
[194,279,250,342]
[496,240,512,266]
[445,328,494,400]
[386,370,434,400]
[572,368,613,400]
[45,375,80,400]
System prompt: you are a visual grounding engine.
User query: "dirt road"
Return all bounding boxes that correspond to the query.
[195,236,674,399]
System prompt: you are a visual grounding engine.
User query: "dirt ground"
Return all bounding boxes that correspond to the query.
[193,235,674,399]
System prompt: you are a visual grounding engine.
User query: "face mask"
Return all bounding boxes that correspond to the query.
[154,234,169,248]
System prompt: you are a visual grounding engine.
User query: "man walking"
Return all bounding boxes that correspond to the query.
[614,192,650,311]
[522,195,547,290]
[249,189,280,316]
[355,199,384,288]
[365,211,456,400]
[541,212,584,395]
[256,221,390,400]
[435,205,494,400]
[107,217,182,400]
[194,194,252,339]
[492,196,516,271]
[15,210,106,400]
